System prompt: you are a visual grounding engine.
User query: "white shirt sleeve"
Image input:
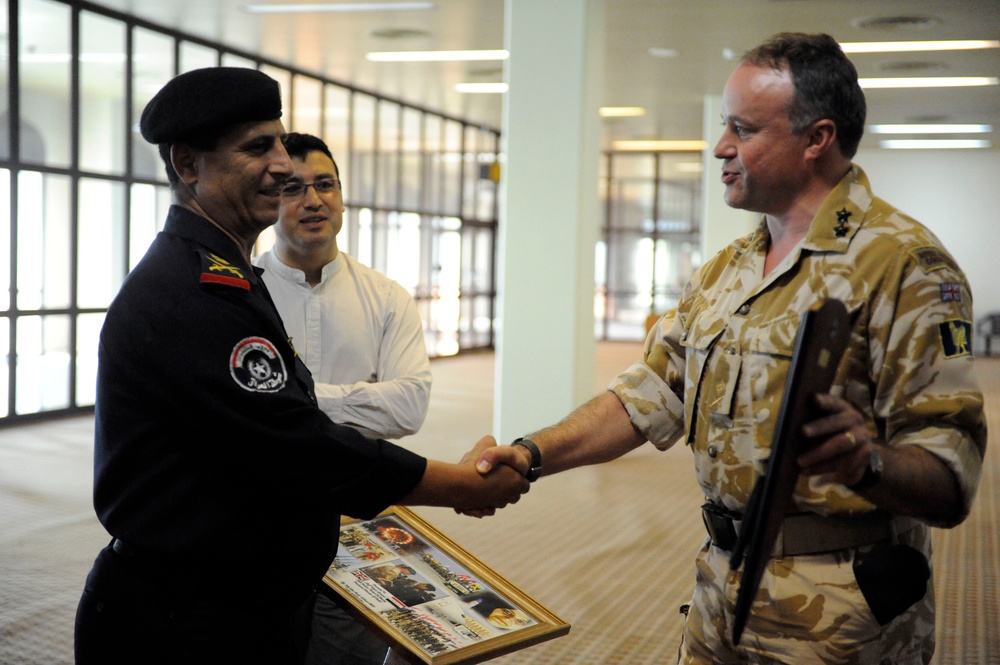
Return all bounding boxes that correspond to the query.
[313,283,431,440]
[256,250,432,441]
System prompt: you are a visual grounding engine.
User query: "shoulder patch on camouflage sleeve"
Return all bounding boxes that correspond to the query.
[939,319,972,358]
[910,246,958,274]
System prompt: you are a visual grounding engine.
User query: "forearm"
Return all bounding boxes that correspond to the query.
[523,391,646,476]
[399,458,528,511]
[314,377,430,439]
[858,443,961,521]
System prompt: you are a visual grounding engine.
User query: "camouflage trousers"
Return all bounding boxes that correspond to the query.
[677,525,935,665]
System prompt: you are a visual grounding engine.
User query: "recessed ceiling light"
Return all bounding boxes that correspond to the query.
[599,107,646,118]
[242,2,436,13]
[869,124,992,134]
[612,140,706,152]
[366,50,508,62]
[841,40,1000,53]
[454,82,507,93]
[859,77,999,89]
[879,139,992,149]
[648,47,678,59]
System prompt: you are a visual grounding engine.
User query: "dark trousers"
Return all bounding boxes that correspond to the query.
[75,543,314,665]
[303,592,389,665]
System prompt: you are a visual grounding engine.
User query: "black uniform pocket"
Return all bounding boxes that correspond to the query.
[853,543,930,626]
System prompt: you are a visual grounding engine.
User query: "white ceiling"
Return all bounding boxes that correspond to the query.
[78,0,1000,152]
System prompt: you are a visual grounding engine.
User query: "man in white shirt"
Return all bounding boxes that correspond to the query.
[255,132,432,664]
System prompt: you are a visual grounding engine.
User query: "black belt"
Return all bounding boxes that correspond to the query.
[701,503,917,557]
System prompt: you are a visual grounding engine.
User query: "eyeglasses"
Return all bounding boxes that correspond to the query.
[280,179,342,199]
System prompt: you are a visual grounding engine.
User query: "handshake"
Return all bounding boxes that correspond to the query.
[399,436,535,517]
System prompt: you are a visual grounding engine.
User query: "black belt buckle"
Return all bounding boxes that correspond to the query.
[701,502,739,551]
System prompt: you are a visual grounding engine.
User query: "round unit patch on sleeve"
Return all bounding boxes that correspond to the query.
[230,337,288,392]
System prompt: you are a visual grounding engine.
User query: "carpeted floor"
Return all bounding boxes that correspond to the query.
[1,343,997,664]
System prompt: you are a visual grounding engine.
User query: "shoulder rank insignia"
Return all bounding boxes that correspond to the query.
[939,319,972,359]
[910,246,958,274]
[200,252,250,290]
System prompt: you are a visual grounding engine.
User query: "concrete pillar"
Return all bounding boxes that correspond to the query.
[493,0,604,443]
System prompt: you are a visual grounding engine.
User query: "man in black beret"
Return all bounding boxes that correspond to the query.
[74,66,530,665]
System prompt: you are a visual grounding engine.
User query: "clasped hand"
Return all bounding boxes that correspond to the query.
[455,436,532,518]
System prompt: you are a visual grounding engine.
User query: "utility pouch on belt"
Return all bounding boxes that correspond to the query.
[701,502,739,551]
[853,543,930,626]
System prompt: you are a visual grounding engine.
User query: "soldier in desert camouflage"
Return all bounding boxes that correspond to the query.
[468,32,987,664]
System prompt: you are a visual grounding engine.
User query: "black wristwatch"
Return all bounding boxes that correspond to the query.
[512,437,542,482]
[849,446,884,492]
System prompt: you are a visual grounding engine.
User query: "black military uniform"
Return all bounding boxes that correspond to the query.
[75,68,426,665]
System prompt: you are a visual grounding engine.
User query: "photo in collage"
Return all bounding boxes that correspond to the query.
[328,515,537,657]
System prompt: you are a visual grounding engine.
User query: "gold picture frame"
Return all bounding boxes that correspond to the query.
[322,506,570,664]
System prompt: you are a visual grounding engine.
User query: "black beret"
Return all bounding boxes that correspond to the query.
[139,67,282,144]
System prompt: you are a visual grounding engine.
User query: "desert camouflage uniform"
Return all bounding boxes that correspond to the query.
[610,166,987,664]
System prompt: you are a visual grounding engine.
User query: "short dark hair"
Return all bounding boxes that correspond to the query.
[282,132,339,178]
[743,32,866,158]
[157,130,222,187]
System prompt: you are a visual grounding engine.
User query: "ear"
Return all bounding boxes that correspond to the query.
[170,143,200,187]
[804,118,838,160]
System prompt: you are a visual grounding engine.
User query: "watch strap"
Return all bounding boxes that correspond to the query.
[512,437,542,482]
[849,446,883,492]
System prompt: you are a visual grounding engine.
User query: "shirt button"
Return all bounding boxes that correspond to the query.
[737,303,751,315]
[707,445,719,458]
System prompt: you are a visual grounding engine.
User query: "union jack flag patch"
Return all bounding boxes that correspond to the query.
[940,283,962,302]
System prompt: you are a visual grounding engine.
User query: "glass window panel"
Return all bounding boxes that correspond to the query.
[221,53,256,69]
[351,94,376,204]
[15,314,70,414]
[0,318,7,417]
[385,211,420,290]
[472,295,493,336]
[369,209,387,272]
[0,0,10,160]
[80,11,126,175]
[400,108,422,211]
[19,0,71,167]
[354,207,373,266]
[337,204,351,259]
[323,85,350,173]
[428,226,460,357]
[609,179,656,231]
[17,171,71,310]
[129,183,171,269]
[423,115,442,211]
[260,65,291,118]
[132,28,174,181]
[76,312,104,407]
[291,75,323,136]
[462,125,479,218]
[0,169,9,311]
[376,101,399,208]
[78,178,126,309]
[474,226,494,293]
[179,41,218,73]
[440,120,462,216]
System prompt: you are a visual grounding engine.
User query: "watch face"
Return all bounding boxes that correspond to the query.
[870,448,884,476]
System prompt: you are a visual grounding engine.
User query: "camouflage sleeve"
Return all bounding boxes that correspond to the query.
[608,308,687,450]
[866,244,987,527]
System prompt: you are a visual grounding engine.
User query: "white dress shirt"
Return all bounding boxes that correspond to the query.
[255,250,432,440]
